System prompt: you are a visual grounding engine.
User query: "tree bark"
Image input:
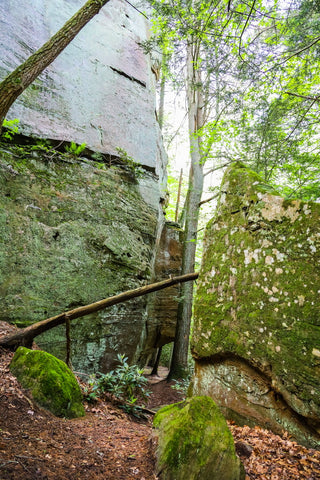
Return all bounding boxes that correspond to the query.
[0,0,110,129]
[0,273,198,350]
[169,39,205,379]
[174,168,183,222]
[151,346,162,376]
[158,62,166,130]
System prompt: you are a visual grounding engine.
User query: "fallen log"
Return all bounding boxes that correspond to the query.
[0,272,199,350]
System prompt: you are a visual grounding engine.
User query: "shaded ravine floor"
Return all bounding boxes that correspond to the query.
[1,322,320,479]
[0,345,158,480]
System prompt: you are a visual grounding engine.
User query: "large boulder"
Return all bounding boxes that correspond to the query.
[10,347,85,418]
[191,162,320,448]
[153,396,244,480]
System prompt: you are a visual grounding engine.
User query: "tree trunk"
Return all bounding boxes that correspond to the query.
[174,168,183,222]
[158,61,166,130]
[151,346,162,375]
[0,273,198,350]
[0,0,110,129]
[169,40,205,379]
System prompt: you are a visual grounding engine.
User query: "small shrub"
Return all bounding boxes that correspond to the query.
[1,118,20,140]
[31,139,53,152]
[171,357,194,396]
[64,141,86,156]
[91,152,105,162]
[171,377,191,396]
[84,354,150,416]
[116,147,144,177]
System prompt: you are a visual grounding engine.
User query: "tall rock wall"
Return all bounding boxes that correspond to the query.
[0,0,178,372]
[0,143,161,372]
[141,221,183,362]
[191,162,320,448]
[0,0,165,175]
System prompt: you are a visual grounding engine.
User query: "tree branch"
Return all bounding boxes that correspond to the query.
[123,0,149,19]
[284,91,320,102]
[204,160,232,176]
[238,0,257,62]
[199,192,219,206]
[285,35,320,61]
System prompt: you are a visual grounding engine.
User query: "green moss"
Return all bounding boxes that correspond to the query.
[216,162,279,216]
[10,347,85,418]
[154,396,244,480]
[192,161,320,418]
[0,141,160,372]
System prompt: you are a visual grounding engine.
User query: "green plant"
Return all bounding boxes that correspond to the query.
[1,118,20,140]
[84,354,150,416]
[31,139,53,152]
[64,141,86,156]
[115,147,144,178]
[120,397,143,417]
[171,377,190,396]
[91,152,105,162]
[171,356,194,396]
[159,343,173,368]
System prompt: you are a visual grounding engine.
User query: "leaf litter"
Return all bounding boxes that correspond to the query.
[0,321,320,479]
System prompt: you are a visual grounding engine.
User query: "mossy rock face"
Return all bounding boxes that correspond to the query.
[191,162,320,448]
[0,143,165,373]
[10,347,85,418]
[153,396,244,480]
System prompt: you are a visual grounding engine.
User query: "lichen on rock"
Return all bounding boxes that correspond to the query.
[153,396,244,480]
[191,162,320,448]
[10,347,85,418]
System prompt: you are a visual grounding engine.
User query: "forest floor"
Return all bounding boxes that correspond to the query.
[1,322,320,479]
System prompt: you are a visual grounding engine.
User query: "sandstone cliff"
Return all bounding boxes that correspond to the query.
[0,0,179,372]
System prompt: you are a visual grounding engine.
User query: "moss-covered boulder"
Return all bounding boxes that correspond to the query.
[10,347,85,418]
[191,162,320,448]
[153,396,244,480]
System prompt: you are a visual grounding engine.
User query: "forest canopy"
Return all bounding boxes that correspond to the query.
[147,0,320,202]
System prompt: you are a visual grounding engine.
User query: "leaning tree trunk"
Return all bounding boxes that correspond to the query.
[0,0,110,129]
[157,59,166,130]
[0,273,198,350]
[168,39,205,379]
